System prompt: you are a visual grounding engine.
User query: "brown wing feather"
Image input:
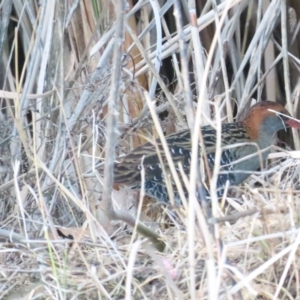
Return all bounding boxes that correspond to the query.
[114,130,192,185]
[113,123,251,186]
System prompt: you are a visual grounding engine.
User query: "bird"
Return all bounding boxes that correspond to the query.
[113,101,300,204]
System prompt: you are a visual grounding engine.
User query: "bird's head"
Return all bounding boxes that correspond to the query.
[242,101,300,140]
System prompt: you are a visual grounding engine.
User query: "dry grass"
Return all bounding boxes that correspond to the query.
[1,0,300,299]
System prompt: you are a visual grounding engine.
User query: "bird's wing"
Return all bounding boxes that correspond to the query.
[113,129,192,185]
[201,123,253,188]
[113,123,251,187]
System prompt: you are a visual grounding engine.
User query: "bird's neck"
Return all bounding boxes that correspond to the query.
[256,130,277,150]
[242,118,278,149]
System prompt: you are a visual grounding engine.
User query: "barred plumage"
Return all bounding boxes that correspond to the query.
[113,101,300,203]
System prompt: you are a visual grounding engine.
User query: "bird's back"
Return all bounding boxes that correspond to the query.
[114,129,192,186]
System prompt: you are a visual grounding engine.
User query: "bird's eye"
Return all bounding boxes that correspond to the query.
[276,114,288,130]
[278,114,288,121]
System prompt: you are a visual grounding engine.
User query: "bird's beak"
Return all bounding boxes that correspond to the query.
[285,118,300,129]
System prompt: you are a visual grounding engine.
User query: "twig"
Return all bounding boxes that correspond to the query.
[102,0,125,214]
[101,0,165,252]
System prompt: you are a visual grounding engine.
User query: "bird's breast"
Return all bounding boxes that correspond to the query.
[223,143,272,185]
